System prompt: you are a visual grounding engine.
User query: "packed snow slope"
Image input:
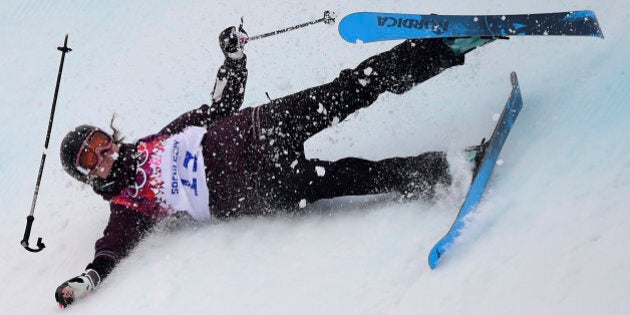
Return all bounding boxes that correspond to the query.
[1,0,628,314]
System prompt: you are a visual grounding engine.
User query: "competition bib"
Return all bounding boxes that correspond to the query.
[111,126,211,221]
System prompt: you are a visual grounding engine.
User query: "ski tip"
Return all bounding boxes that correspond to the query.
[428,250,440,269]
[594,28,605,39]
[510,72,518,86]
[570,10,605,39]
[428,244,446,269]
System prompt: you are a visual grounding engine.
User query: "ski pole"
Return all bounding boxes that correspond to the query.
[247,10,336,42]
[21,34,72,253]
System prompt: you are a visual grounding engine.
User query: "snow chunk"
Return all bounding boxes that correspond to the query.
[496,159,504,166]
[298,199,307,208]
[315,166,326,177]
[363,67,373,76]
[317,103,327,114]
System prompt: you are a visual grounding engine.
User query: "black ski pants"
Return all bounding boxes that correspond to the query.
[246,39,465,211]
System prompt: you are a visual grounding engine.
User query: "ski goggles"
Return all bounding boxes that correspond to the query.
[75,129,113,175]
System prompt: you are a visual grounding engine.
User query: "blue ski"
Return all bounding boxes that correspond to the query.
[428,72,523,269]
[339,11,604,43]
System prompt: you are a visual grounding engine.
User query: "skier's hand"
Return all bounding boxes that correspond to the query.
[219,25,248,59]
[55,269,101,309]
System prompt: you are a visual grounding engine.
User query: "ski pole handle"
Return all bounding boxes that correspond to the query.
[21,215,46,252]
[248,10,336,42]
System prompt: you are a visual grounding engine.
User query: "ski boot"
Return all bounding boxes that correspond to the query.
[465,138,489,176]
[443,36,508,56]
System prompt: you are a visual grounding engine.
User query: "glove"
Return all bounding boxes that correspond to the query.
[55,269,101,308]
[219,25,248,59]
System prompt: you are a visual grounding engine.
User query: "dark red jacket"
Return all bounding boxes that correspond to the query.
[87,56,251,278]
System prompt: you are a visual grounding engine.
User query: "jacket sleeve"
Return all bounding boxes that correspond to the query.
[85,203,155,280]
[158,56,248,136]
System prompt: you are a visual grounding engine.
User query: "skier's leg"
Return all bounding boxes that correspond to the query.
[266,152,451,208]
[358,38,466,94]
[254,38,464,165]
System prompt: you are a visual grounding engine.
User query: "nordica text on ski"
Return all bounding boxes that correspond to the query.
[377,16,449,33]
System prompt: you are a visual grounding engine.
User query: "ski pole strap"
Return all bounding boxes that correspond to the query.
[248,10,336,42]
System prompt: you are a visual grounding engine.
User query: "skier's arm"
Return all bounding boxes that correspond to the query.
[89,203,154,278]
[159,26,249,135]
[209,25,249,119]
[158,57,248,135]
[55,204,154,308]
[209,55,249,119]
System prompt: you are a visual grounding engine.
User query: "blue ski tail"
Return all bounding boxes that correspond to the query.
[428,72,523,269]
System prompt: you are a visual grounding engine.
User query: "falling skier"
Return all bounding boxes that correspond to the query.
[54,25,495,308]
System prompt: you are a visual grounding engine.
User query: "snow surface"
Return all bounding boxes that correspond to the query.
[1,0,629,314]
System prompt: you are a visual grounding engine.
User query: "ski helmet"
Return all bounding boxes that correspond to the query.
[60,125,100,183]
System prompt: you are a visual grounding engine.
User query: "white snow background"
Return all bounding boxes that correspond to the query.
[1,0,628,314]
